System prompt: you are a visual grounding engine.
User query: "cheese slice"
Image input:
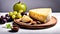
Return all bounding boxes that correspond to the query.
[29,8,52,22]
[21,15,32,22]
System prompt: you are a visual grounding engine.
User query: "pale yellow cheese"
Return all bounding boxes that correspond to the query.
[29,8,52,22]
[21,15,32,22]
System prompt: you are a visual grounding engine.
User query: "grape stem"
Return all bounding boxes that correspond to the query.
[18,1,21,3]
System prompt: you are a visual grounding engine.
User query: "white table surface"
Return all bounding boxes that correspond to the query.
[0,13,60,34]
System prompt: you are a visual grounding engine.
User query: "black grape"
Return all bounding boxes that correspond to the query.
[5,14,9,17]
[3,19,7,23]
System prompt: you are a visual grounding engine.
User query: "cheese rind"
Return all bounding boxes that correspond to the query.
[29,8,52,22]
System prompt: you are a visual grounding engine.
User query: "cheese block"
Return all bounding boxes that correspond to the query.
[29,8,52,22]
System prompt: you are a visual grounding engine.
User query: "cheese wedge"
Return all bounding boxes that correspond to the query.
[29,8,52,22]
[21,15,32,22]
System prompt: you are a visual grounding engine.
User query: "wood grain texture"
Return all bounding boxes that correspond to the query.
[14,16,57,29]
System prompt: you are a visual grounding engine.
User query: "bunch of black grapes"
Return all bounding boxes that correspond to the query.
[0,14,13,24]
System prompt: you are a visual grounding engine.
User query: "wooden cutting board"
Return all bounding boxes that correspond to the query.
[13,16,57,29]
